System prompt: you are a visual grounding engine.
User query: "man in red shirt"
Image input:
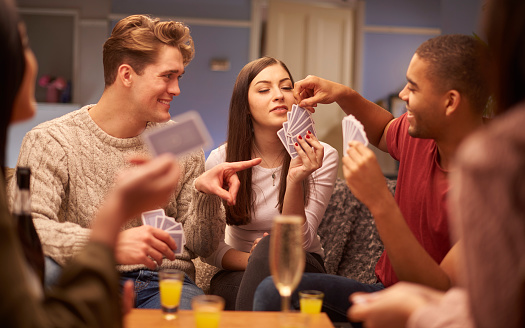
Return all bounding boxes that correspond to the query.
[253,34,490,324]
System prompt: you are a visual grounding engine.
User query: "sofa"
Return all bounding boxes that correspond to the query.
[193,177,396,293]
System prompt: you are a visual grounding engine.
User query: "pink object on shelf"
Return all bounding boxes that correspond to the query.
[38,75,68,103]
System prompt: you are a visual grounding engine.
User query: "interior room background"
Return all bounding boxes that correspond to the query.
[7,0,484,178]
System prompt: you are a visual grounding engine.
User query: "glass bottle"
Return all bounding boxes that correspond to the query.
[13,167,45,285]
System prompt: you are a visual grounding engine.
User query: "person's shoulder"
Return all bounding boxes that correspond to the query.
[27,106,89,137]
[180,148,205,164]
[457,105,525,169]
[209,144,227,159]
[205,144,227,170]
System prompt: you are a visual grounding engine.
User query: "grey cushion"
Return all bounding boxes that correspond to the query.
[318,177,395,284]
[193,257,219,294]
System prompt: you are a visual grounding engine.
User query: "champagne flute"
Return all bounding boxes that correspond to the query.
[269,215,305,312]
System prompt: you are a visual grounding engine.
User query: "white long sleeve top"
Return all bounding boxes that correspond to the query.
[203,142,338,269]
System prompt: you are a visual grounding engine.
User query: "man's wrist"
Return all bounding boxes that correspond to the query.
[366,191,397,216]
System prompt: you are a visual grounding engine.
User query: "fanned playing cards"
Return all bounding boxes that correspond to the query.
[277,104,317,159]
[141,209,185,255]
[342,114,369,154]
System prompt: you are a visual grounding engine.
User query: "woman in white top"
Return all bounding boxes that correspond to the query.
[204,57,339,310]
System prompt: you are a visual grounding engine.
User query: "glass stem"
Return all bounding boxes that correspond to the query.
[281,295,291,312]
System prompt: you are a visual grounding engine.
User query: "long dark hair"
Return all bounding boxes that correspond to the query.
[0,0,26,176]
[224,56,309,225]
[485,0,525,114]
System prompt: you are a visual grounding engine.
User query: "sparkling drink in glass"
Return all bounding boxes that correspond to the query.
[269,215,305,312]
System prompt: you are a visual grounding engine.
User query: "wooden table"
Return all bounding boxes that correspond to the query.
[125,309,334,328]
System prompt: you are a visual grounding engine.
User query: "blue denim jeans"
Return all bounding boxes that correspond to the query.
[253,273,384,324]
[44,256,62,287]
[120,270,204,309]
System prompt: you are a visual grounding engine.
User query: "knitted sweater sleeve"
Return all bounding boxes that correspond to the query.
[8,129,91,265]
[171,150,225,258]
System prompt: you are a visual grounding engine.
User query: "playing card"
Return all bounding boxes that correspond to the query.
[166,222,183,231]
[277,128,297,158]
[143,110,213,157]
[290,104,311,128]
[342,115,369,155]
[352,127,368,146]
[141,209,165,226]
[277,104,317,159]
[169,231,185,255]
[155,216,163,228]
[286,134,299,158]
[277,128,287,147]
[294,122,315,139]
[140,211,186,255]
[159,216,177,230]
[289,116,313,136]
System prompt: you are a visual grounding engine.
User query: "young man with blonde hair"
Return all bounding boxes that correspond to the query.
[8,14,247,309]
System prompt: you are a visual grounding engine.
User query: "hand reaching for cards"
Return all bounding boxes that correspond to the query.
[342,141,392,210]
[348,282,445,328]
[293,75,352,112]
[287,131,324,184]
[195,158,262,206]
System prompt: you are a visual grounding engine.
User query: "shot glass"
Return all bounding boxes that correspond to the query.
[158,269,184,320]
[192,295,225,328]
[299,290,324,314]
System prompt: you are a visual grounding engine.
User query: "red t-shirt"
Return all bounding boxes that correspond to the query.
[375,113,451,287]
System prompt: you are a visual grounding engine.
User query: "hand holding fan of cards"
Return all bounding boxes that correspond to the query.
[277,104,318,158]
[276,104,369,158]
[141,209,185,255]
[342,114,369,154]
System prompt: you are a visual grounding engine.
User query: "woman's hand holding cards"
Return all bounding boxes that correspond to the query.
[288,131,324,184]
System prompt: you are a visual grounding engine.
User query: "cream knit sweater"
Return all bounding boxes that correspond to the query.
[7,105,224,280]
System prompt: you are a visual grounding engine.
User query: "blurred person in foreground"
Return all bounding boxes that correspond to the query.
[0,0,180,325]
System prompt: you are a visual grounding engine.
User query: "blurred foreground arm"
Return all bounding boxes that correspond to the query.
[348,283,473,328]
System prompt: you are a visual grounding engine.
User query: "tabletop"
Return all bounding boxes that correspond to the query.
[124,309,335,328]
